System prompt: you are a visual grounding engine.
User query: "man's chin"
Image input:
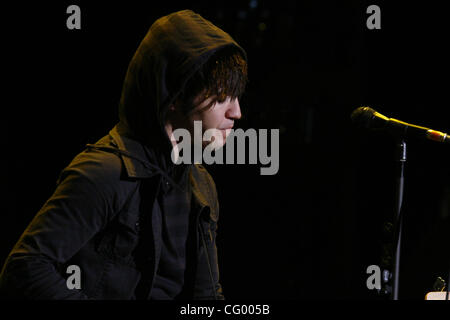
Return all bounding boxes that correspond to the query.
[200,129,228,150]
[202,141,226,150]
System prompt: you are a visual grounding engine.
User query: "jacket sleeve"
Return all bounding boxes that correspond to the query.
[0,152,121,299]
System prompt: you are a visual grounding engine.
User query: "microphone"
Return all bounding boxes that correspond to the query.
[351,107,449,144]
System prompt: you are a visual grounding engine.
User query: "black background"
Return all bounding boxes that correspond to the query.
[3,0,449,300]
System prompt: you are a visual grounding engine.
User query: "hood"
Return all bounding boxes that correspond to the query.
[116,9,247,178]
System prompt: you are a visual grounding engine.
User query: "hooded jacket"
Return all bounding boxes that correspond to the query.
[0,9,246,300]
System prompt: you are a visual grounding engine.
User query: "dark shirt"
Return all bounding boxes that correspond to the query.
[150,167,192,300]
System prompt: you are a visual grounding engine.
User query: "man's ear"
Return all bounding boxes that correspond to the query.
[166,100,184,125]
[169,97,184,112]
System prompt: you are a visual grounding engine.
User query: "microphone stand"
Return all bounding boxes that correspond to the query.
[391,139,407,300]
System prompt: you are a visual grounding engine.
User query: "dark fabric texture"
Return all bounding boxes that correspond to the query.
[150,170,192,300]
[0,9,245,300]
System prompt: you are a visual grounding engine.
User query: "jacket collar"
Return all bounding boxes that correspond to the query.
[108,124,215,215]
[108,124,158,179]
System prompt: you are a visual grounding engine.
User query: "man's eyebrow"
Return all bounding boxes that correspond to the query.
[195,99,216,113]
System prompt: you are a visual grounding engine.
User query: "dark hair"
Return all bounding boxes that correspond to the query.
[177,47,248,114]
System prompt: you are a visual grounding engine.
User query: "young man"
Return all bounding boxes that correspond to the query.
[0,9,247,300]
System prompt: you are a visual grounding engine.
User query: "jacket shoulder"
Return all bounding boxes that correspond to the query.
[56,135,138,214]
[59,141,123,184]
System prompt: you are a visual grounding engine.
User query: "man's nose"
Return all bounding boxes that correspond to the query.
[226,99,241,120]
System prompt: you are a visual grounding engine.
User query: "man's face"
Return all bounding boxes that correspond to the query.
[189,95,241,147]
[169,94,242,149]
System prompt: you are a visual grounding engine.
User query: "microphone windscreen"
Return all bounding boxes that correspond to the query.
[351,106,377,128]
